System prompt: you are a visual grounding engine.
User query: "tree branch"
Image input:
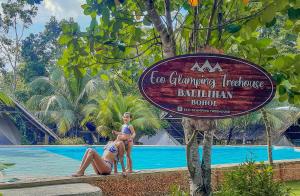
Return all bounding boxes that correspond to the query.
[165,0,173,35]
[186,129,198,147]
[101,42,161,60]
[84,42,161,67]
[180,3,270,31]
[125,36,160,48]
[144,0,168,38]
[205,0,218,46]
[144,0,175,57]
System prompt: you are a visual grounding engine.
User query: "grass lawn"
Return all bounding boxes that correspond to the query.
[285,181,300,195]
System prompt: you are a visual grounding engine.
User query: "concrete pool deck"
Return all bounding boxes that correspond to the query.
[0,183,102,196]
[1,159,300,196]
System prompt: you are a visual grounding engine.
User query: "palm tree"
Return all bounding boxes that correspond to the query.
[217,113,257,145]
[259,102,300,165]
[218,100,299,165]
[27,68,102,136]
[82,88,161,140]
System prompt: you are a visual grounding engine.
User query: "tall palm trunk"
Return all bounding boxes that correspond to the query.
[261,108,273,165]
[226,127,234,145]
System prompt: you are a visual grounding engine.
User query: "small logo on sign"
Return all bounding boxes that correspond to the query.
[191,60,223,72]
[177,106,183,111]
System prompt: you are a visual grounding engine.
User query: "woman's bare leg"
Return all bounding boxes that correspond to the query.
[126,142,133,172]
[80,149,103,174]
[72,149,111,176]
[90,150,112,174]
[79,148,92,169]
[91,161,100,174]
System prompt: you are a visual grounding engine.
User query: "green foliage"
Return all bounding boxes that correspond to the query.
[27,67,102,135]
[0,0,38,90]
[0,91,13,106]
[285,181,300,195]
[54,137,86,145]
[223,1,300,105]
[169,185,189,196]
[57,0,300,106]
[82,87,161,138]
[217,100,299,144]
[20,17,62,83]
[20,135,31,145]
[8,113,35,144]
[0,0,38,32]
[288,8,300,20]
[215,161,290,196]
[258,101,300,131]
[225,24,241,34]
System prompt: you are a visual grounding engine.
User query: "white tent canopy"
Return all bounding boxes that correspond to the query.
[0,114,21,145]
[138,130,181,145]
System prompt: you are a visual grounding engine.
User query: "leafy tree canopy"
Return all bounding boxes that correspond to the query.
[20,17,62,82]
[58,0,300,106]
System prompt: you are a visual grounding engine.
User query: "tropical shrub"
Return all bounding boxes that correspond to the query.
[169,185,189,196]
[215,161,290,196]
[83,89,161,139]
[54,137,85,145]
[27,68,102,136]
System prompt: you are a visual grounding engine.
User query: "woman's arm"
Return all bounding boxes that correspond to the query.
[129,125,136,140]
[112,130,122,135]
[113,160,118,174]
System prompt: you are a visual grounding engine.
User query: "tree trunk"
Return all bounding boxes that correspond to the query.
[261,108,273,165]
[144,1,215,194]
[226,127,234,145]
[202,124,215,196]
[183,118,215,196]
[183,118,203,195]
[12,68,17,91]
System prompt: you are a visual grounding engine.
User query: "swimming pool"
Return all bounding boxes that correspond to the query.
[0,145,300,178]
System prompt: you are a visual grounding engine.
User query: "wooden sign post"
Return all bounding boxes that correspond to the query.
[138,53,276,195]
[139,53,276,119]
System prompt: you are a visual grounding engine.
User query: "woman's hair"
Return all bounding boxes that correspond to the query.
[123,112,131,118]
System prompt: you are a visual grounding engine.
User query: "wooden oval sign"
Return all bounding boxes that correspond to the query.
[138,54,276,119]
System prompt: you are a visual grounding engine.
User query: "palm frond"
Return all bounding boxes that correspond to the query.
[26,95,44,110]
[0,92,13,106]
[29,76,54,95]
[88,90,161,138]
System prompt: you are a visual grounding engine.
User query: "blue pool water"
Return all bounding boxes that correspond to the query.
[0,145,300,178]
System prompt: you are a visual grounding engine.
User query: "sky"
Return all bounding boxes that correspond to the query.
[0,0,91,36]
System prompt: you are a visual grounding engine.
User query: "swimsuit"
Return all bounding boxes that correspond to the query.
[102,143,118,174]
[104,142,118,155]
[103,160,113,173]
[121,124,132,134]
[121,124,133,144]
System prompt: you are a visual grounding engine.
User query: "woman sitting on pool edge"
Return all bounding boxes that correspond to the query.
[112,112,136,173]
[72,140,126,177]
